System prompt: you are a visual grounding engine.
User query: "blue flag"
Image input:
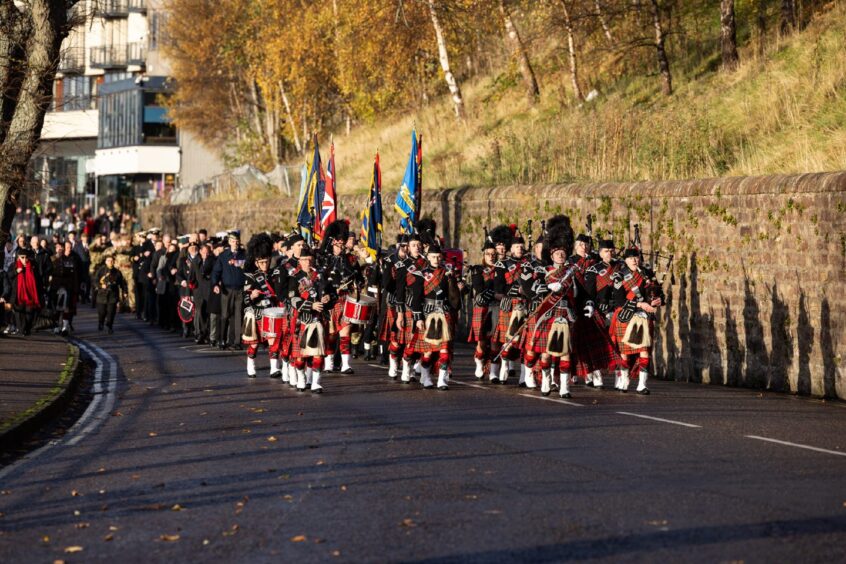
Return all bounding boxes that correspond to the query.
[361,153,383,259]
[394,130,419,234]
[297,136,323,243]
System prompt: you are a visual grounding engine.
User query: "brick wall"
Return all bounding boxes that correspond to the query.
[142,172,846,399]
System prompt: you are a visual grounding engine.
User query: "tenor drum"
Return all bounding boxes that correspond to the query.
[342,295,376,325]
[260,307,287,338]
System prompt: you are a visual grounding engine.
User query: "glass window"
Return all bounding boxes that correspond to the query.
[61,75,91,111]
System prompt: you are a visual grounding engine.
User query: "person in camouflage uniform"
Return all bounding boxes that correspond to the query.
[112,235,135,312]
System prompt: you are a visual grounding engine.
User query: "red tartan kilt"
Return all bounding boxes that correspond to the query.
[279,310,297,357]
[290,318,327,359]
[525,312,555,354]
[379,306,399,342]
[329,300,349,334]
[467,306,492,343]
[610,308,653,356]
[399,310,415,344]
[491,298,523,344]
[410,311,453,354]
[571,316,622,376]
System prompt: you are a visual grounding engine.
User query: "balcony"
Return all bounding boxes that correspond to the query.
[127,42,147,66]
[58,48,85,74]
[95,0,129,18]
[90,45,128,69]
[128,0,147,13]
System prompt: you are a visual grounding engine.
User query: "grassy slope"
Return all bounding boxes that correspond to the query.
[327,3,846,196]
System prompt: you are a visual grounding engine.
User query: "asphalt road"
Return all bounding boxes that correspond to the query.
[1,309,845,563]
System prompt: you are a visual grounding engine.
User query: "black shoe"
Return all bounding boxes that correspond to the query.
[232,344,242,351]
[379,355,389,366]
[637,388,650,395]
[518,382,526,388]
[247,373,257,379]
[296,387,306,393]
[438,385,449,391]
[423,384,434,390]
[98,324,104,332]
[311,387,323,394]
[497,379,506,385]
[364,349,376,361]
[340,368,354,375]
[108,327,114,334]
[221,343,229,350]
[541,390,551,396]
[270,371,282,379]
[585,381,594,388]
[560,392,572,399]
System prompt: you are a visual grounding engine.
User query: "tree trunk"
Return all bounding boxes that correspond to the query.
[0,0,72,249]
[559,0,584,101]
[279,81,302,154]
[648,0,673,96]
[499,0,540,103]
[595,0,615,46]
[780,0,795,34]
[427,0,465,120]
[756,0,767,58]
[720,0,739,71]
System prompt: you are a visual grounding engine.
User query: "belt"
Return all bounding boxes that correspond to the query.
[424,298,446,314]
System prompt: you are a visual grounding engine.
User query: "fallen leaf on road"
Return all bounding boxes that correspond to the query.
[646,520,669,526]
[242,429,251,434]
[313,538,325,544]
[315,460,325,466]
[41,535,50,543]
[97,468,106,473]
[73,510,80,516]
[74,522,89,529]
[251,419,263,424]
[267,436,278,442]
[331,550,341,557]
[148,432,158,437]
[103,534,114,542]
[99,490,105,495]
[202,539,210,546]
[283,495,293,501]
[159,534,180,542]
[200,412,208,416]
[171,504,184,511]
[131,475,140,480]
[251,408,266,414]
[464,495,478,500]
[64,546,83,553]
[290,535,307,542]
[401,519,416,528]
[53,560,65,564]
[0,490,9,495]
[109,526,119,531]
[142,503,166,511]
[71,490,79,497]
[340,485,347,491]
[111,411,123,417]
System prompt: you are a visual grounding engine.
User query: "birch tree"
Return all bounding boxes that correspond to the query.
[427,0,466,120]
[499,0,540,103]
[720,0,739,71]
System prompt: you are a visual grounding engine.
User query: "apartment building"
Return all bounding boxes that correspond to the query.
[32,0,223,215]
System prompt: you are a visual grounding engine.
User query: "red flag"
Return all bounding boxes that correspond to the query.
[319,142,337,237]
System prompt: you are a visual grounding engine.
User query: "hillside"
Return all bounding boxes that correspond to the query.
[326,2,846,196]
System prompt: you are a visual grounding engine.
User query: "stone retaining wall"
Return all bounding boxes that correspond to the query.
[142,172,846,399]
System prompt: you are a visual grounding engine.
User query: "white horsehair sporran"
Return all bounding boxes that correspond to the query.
[546,316,571,357]
[622,313,651,349]
[505,306,526,341]
[300,321,325,356]
[242,309,258,342]
[424,312,450,345]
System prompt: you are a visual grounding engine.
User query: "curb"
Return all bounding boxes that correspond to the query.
[0,343,84,452]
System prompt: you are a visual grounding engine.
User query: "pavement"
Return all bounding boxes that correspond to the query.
[0,309,845,563]
[0,329,80,450]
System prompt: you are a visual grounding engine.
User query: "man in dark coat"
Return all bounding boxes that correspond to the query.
[94,255,127,333]
[190,243,215,344]
[212,231,246,349]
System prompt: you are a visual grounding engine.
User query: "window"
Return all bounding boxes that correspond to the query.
[148,11,169,51]
[60,76,93,111]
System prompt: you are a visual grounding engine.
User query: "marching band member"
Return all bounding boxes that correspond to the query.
[381,235,409,378]
[468,238,498,379]
[522,219,577,398]
[490,225,530,384]
[584,239,625,389]
[280,233,305,386]
[93,254,127,334]
[407,242,461,390]
[568,233,605,388]
[289,246,331,393]
[242,234,280,378]
[610,247,664,394]
[395,231,428,383]
[321,220,362,374]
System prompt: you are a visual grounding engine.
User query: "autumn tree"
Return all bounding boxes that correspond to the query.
[1,0,80,249]
[499,0,540,103]
[720,0,739,71]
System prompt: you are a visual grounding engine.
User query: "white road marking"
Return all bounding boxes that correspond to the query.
[519,393,583,407]
[367,364,387,370]
[451,379,490,390]
[745,435,846,457]
[616,411,701,428]
[0,340,118,480]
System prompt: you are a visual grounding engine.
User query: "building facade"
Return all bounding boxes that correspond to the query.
[32,0,223,216]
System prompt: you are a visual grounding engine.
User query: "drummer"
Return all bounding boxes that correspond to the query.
[243,234,282,378]
[321,220,363,374]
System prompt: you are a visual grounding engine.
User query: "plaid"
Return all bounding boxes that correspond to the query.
[571,315,622,377]
[329,297,350,334]
[610,308,653,356]
[290,318,327,359]
[410,311,453,354]
[491,298,523,344]
[400,310,416,344]
[524,301,572,354]
[279,309,298,357]
[467,305,492,343]
[379,305,399,342]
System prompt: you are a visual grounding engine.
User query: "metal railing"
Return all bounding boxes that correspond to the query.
[127,42,146,66]
[89,44,128,69]
[95,0,129,18]
[128,0,147,12]
[58,48,85,74]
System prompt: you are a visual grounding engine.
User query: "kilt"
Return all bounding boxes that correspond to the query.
[491,298,523,344]
[524,303,571,355]
[400,309,415,344]
[610,308,653,356]
[571,315,622,377]
[329,299,350,335]
[279,309,297,357]
[410,311,453,354]
[467,306,493,343]
[379,306,399,342]
[290,318,327,359]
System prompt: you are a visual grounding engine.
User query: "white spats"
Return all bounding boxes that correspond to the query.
[591,370,604,389]
[474,357,485,379]
[296,368,306,390]
[287,363,297,385]
[269,358,279,375]
[437,367,449,390]
[388,356,399,378]
[540,369,551,395]
[619,369,630,392]
[637,370,650,394]
[306,367,313,386]
[324,355,334,372]
[341,354,353,372]
[420,366,434,388]
[401,359,411,383]
[281,360,289,383]
[498,361,509,383]
[488,362,500,382]
[524,365,536,389]
[247,357,256,377]
[311,370,323,393]
[559,373,571,398]
[614,369,622,390]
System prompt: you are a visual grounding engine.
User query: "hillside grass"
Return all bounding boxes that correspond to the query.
[327,2,846,196]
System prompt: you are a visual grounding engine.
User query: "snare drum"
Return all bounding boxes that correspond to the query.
[260,307,287,338]
[341,295,376,325]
